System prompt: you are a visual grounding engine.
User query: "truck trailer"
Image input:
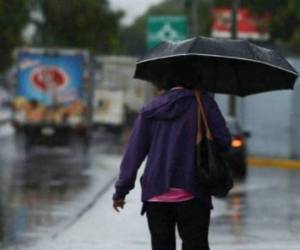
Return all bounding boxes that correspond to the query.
[13,48,92,154]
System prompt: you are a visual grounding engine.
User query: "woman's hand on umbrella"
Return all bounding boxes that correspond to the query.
[113,198,126,212]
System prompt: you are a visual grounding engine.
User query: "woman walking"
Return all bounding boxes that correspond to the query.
[113,85,231,250]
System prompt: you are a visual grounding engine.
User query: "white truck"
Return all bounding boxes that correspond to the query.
[93,56,154,133]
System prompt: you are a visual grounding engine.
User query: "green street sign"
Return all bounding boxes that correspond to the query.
[147,16,188,49]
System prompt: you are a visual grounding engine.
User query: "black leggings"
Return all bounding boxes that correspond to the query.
[145,199,211,250]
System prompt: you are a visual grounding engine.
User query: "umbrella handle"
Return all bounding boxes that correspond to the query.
[194,90,213,142]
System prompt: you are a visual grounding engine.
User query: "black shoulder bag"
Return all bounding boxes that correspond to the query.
[194,90,233,198]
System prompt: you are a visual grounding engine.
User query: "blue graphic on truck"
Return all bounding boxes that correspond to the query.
[17,52,84,105]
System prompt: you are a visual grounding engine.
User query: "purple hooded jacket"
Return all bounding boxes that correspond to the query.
[113,88,231,208]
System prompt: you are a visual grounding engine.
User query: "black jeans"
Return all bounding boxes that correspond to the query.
[145,198,211,250]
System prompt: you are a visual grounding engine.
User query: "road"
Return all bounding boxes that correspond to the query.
[0,130,123,249]
[0,131,300,250]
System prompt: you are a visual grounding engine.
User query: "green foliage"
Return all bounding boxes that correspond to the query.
[120,0,300,56]
[242,0,286,15]
[120,24,146,56]
[38,0,123,53]
[121,0,212,55]
[213,0,286,14]
[0,0,29,72]
[212,0,300,55]
[270,0,300,54]
[121,0,186,55]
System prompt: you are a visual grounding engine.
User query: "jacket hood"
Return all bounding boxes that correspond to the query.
[141,88,195,120]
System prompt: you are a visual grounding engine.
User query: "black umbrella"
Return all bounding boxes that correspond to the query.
[134,36,298,96]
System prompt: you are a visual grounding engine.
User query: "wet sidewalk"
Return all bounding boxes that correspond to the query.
[20,167,300,250]
[22,172,150,250]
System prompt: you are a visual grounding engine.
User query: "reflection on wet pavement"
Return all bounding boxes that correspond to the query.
[20,166,300,250]
[211,167,300,249]
[0,133,123,249]
[1,131,300,250]
[5,156,90,244]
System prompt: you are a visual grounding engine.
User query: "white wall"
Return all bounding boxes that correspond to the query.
[214,57,300,158]
[240,91,293,157]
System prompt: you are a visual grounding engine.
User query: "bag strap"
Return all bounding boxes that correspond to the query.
[194,90,213,142]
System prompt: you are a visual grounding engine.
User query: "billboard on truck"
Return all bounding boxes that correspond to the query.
[13,48,91,153]
[14,49,87,125]
[17,51,84,105]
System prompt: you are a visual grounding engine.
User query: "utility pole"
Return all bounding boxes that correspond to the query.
[229,0,239,117]
[231,0,239,40]
[192,0,199,35]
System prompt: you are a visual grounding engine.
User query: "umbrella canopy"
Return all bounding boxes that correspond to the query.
[134,36,299,96]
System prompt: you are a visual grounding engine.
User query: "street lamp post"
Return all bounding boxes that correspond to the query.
[231,0,239,40]
[192,0,199,35]
[229,0,240,117]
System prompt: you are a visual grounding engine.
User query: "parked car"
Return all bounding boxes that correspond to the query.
[225,116,251,179]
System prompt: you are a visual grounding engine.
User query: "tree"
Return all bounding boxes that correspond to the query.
[230,0,300,55]
[0,0,30,72]
[213,0,300,54]
[121,0,212,56]
[37,0,123,54]
[213,0,286,14]
[270,0,300,53]
[123,0,300,56]
[120,0,185,55]
[120,23,146,56]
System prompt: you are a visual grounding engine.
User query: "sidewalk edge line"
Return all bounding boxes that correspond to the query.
[51,175,118,239]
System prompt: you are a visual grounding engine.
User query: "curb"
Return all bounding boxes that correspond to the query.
[51,175,118,239]
[248,157,300,170]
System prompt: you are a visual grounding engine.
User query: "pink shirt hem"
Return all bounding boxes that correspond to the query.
[148,188,195,202]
